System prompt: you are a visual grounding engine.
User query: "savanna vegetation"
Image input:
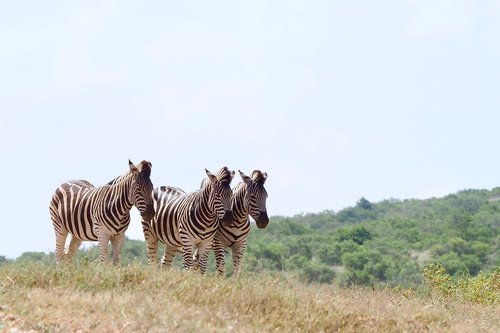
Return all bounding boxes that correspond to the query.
[1,188,499,331]
[0,263,499,332]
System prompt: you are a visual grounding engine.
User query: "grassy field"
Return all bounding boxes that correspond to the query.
[0,262,498,332]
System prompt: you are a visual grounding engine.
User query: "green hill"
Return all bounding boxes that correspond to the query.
[5,188,500,286]
[243,188,500,285]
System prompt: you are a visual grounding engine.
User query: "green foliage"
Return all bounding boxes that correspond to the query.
[244,188,500,286]
[15,252,53,265]
[301,261,335,284]
[318,240,359,265]
[423,263,454,295]
[456,269,500,304]
[356,197,373,210]
[0,255,10,265]
[335,225,372,245]
[423,263,500,304]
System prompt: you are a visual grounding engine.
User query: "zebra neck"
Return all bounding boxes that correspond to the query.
[192,184,217,219]
[103,174,134,218]
[232,186,249,224]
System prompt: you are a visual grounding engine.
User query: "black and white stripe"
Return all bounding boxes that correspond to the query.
[49,160,155,264]
[142,167,234,273]
[213,170,269,277]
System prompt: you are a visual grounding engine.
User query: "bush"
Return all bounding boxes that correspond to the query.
[423,263,500,304]
[301,261,335,284]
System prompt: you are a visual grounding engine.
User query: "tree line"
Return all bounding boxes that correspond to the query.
[4,188,500,286]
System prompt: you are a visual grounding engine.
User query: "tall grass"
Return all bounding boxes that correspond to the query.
[1,262,499,332]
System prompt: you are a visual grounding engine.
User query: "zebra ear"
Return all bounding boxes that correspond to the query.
[239,170,252,185]
[129,159,139,175]
[251,170,267,185]
[138,160,152,177]
[205,169,217,183]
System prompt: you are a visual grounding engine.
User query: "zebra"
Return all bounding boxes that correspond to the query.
[213,170,269,277]
[142,167,234,273]
[49,160,155,265]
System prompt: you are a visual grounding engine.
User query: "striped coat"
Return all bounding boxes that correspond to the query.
[142,167,234,272]
[213,170,269,277]
[49,160,155,264]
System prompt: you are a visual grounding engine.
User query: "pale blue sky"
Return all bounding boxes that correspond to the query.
[1,1,499,259]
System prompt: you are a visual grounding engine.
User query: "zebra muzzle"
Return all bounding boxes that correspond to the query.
[219,210,234,226]
[256,212,269,229]
[141,203,155,221]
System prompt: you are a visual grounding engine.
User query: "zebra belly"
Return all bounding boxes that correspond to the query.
[59,202,98,241]
[151,216,182,248]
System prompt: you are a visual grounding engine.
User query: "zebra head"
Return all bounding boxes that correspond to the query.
[240,170,269,229]
[129,160,155,221]
[205,167,235,226]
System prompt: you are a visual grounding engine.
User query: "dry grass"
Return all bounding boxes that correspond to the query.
[0,263,498,332]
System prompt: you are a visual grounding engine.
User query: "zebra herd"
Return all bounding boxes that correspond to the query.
[49,160,269,276]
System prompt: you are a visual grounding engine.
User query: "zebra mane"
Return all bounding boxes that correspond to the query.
[107,175,125,185]
[106,160,152,185]
[106,171,133,185]
[232,181,246,192]
[198,167,234,189]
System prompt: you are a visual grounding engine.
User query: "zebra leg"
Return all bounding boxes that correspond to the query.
[97,230,111,264]
[193,239,213,274]
[213,234,226,277]
[160,245,177,269]
[142,219,159,265]
[180,232,195,270]
[54,230,68,264]
[65,236,83,259]
[231,240,247,278]
[110,232,126,265]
